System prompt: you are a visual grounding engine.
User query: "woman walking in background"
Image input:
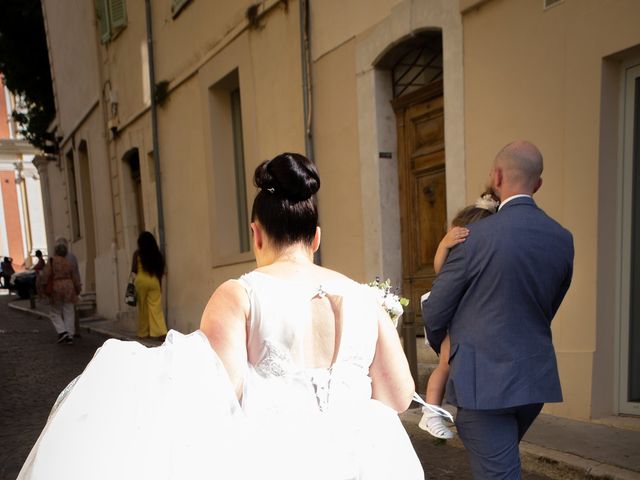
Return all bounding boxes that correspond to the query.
[34,250,46,274]
[1,256,14,288]
[41,243,81,344]
[131,231,167,340]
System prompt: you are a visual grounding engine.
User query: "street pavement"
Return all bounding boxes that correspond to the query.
[0,293,551,480]
[0,292,105,480]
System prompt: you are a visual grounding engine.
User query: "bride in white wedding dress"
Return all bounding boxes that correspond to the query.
[18,153,424,480]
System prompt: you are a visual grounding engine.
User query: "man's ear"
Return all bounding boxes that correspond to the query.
[495,167,503,188]
[532,177,543,194]
[251,222,263,251]
[312,227,321,253]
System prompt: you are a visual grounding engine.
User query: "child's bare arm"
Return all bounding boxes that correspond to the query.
[433,226,469,274]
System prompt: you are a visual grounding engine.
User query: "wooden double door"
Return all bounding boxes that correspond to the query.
[393,82,447,326]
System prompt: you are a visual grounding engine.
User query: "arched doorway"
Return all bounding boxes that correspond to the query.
[122,148,145,248]
[77,141,96,291]
[377,30,447,325]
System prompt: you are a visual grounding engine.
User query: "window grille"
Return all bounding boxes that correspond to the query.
[376,31,443,98]
[391,44,442,98]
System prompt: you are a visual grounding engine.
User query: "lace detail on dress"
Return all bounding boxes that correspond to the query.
[255,340,293,377]
[309,370,331,412]
[338,352,369,371]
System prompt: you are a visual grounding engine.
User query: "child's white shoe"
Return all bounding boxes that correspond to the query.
[418,408,454,439]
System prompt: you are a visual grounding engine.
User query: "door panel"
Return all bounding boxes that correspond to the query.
[394,82,447,326]
[414,167,447,275]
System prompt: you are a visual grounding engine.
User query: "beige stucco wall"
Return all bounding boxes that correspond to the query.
[152,0,259,86]
[313,38,365,280]
[41,0,119,317]
[41,0,101,132]
[42,0,468,328]
[462,0,640,419]
[41,0,310,331]
[310,0,403,61]
[96,2,307,331]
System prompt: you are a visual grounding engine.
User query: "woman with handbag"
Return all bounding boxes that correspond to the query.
[130,231,167,340]
[40,243,81,344]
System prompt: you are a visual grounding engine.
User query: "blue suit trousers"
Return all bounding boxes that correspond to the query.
[455,403,543,479]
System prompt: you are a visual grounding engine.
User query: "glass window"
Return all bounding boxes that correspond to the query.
[230,88,250,253]
[209,69,252,264]
[628,75,640,402]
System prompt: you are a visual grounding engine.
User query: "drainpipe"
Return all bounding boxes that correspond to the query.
[144,0,169,321]
[144,0,166,253]
[299,0,322,265]
[299,0,314,161]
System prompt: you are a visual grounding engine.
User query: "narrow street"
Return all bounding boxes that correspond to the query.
[0,292,551,480]
[0,292,105,480]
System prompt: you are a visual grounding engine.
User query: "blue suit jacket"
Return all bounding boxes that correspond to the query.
[422,197,573,410]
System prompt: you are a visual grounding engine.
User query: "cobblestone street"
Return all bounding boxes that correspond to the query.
[402,414,553,480]
[0,293,551,480]
[0,293,105,480]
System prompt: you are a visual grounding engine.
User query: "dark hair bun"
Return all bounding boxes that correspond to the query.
[254,153,320,202]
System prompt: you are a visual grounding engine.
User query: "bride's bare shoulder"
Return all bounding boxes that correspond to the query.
[200,280,249,328]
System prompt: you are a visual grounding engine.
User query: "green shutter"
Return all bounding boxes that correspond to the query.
[171,0,191,17]
[96,0,110,43]
[109,0,127,30]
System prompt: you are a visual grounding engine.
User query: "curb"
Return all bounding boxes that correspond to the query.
[519,442,640,480]
[447,431,640,480]
[8,301,162,348]
[402,407,639,480]
[81,323,162,348]
[8,301,51,319]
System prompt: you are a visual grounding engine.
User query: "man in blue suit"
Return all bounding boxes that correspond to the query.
[422,141,574,479]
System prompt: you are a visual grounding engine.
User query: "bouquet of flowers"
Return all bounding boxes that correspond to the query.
[367,277,409,327]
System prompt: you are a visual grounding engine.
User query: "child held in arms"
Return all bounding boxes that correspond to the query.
[419,191,499,439]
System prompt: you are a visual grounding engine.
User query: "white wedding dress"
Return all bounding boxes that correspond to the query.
[18,272,424,480]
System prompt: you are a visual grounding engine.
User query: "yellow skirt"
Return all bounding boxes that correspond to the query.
[134,270,167,338]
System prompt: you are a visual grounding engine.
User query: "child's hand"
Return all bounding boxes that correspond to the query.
[441,226,469,248]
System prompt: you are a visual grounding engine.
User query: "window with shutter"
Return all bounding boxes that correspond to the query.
[171,0,192,18]
[109,0,127,30]
[95,0,111,43]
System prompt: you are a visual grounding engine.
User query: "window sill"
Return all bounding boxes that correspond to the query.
[211,250,254,268]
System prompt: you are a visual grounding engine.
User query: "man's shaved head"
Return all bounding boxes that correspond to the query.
[494,140,543,193]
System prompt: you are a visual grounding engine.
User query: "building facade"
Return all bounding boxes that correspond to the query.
[38,0,640,421]
[0,76,47,271]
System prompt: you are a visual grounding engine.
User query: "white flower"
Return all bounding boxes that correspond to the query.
[366,278,409,328]
[475,193,499,213]
[383,296,403,316]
